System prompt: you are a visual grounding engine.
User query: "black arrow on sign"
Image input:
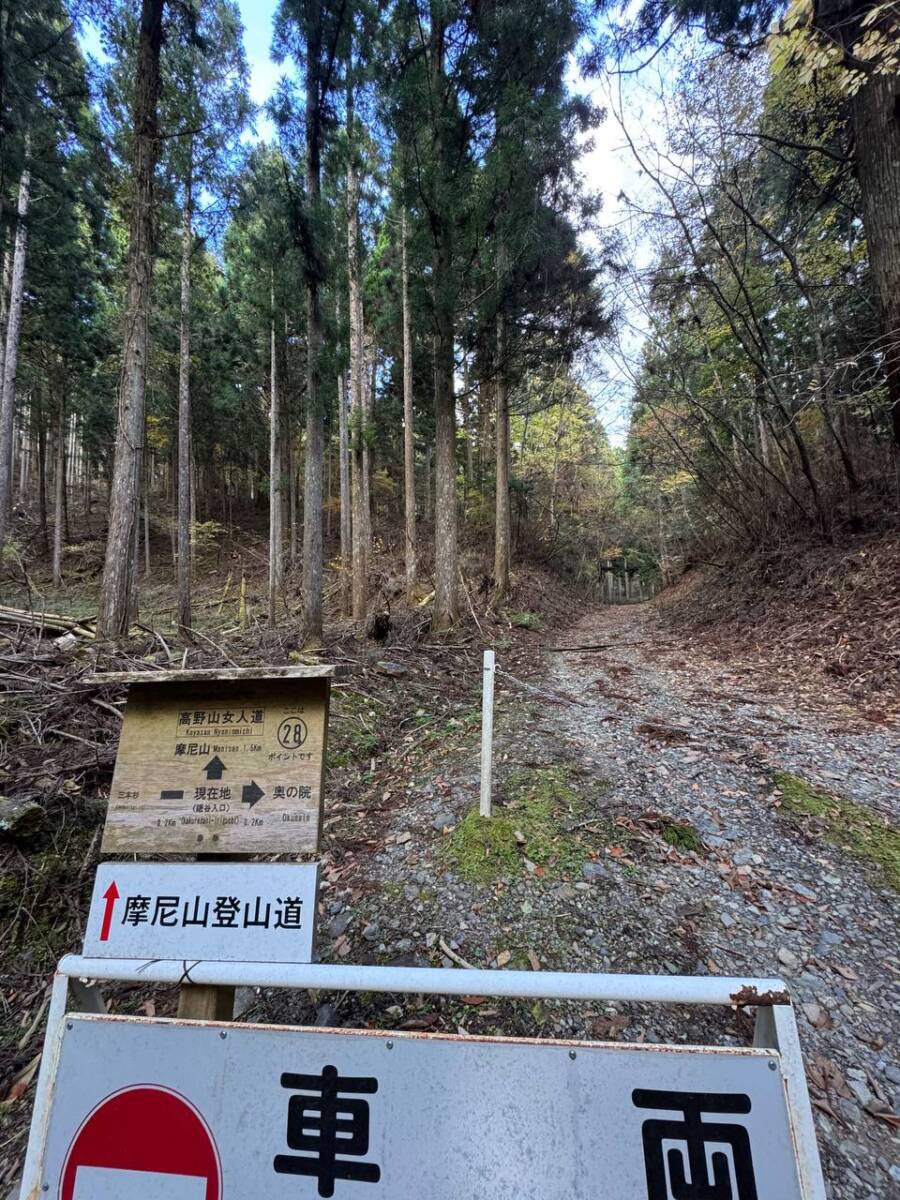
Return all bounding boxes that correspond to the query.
[241,780,265,808]
[203,755,227,781]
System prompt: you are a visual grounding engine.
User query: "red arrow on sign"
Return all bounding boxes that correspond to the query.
[99,880,119,942]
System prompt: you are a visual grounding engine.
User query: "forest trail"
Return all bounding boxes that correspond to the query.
[4,599,896,1196]
[297,602,899,1200]
[544,603,899,1198]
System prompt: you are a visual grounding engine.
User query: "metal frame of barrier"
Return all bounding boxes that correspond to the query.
[19,959,827,1200]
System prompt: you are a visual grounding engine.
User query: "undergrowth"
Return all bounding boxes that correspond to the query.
[773,771,900,891]
[505,611,543,631]
[658,819,703,854]
[444,765,587,883]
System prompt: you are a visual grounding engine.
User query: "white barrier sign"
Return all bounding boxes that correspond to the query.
[83,863,318,963]
[39,1016,807,1200]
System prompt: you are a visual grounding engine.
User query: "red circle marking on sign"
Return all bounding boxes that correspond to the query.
[60,1085,221,1200]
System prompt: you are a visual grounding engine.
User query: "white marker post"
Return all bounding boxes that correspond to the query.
[480,649,495,817]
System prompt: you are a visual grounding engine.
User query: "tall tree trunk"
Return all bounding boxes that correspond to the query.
[302,0,324,643]
[52,380,65,588]
[362,339,374,556]
[128,465,140,621]
[268,288,282,627]
[493,299,511,598]
[338,370,352,616]
[424,444,432,524]
[460,353,473,509]
[0,143,31,544]
[176,151,193,639]
[37,410,48,552]
[97,0,163,636]
[851,73,900,449]
[479,377,493,490]
[17,401,30,502]
[430,7,458,631]
[280,317,291,562]
[0,243,12,384]
[63,420,71,544]
[143,466,150,576]
[280,395,291,564]
[347,85,367,623]
[401,208,416,597]
[432,230,458,628]
[325,441,332,539]
[548,400,566,531]
[287,311,298,570]
[289,426,298,567]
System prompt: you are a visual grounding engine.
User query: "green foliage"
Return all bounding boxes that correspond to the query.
[329,688,383,765]
[0,540,25,567]
[190,520,225,558]
[506,611,543,631]
[507,371,620,583]
[774,772,900,891]
[658,819,703,854]
[0,797,103,963]
[446,810,524,882]
[444,766,587,883]
[620,44,889,566]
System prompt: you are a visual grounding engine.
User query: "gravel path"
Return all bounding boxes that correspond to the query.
[545,604,900,1199]
[285,602,899,1199]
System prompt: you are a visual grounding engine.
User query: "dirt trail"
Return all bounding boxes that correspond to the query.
[10,602,890,1197]
[300,602,898,1199]
[544,603,900,1198]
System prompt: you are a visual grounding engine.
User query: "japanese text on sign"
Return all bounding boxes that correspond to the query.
[121,893,305,931]
[38,1020,808,1200]
[101,677,329,854]
[83,862,319,964]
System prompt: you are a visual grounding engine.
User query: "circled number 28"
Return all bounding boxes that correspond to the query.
[277,717,308,749]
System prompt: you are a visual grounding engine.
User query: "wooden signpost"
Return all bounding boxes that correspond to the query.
[94,665,333,855]
[88,664,335,1019]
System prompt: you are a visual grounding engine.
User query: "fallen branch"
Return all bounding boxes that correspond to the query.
[439,937,476,969]
[17,993,49,1052]
[185,627,241,669]
[0,605,95,639]
[91,698,124,720]
[542,642,644,652]
[458,567,485,640]
[134,623,173,664]
[49,728,105,750]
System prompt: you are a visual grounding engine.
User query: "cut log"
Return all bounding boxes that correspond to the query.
[0,605,95,639]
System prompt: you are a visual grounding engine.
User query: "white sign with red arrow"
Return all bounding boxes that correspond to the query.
[82,862,319,964]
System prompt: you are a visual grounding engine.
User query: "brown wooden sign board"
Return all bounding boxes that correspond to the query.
[98,670,331,855]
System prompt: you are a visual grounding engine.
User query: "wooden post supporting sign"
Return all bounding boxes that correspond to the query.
[88,664,334,1020]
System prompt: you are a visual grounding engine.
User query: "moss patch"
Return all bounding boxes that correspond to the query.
[773,771,900,891]
[443,766,587,882]
[506,611,543,631]
[658,819,704,854]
